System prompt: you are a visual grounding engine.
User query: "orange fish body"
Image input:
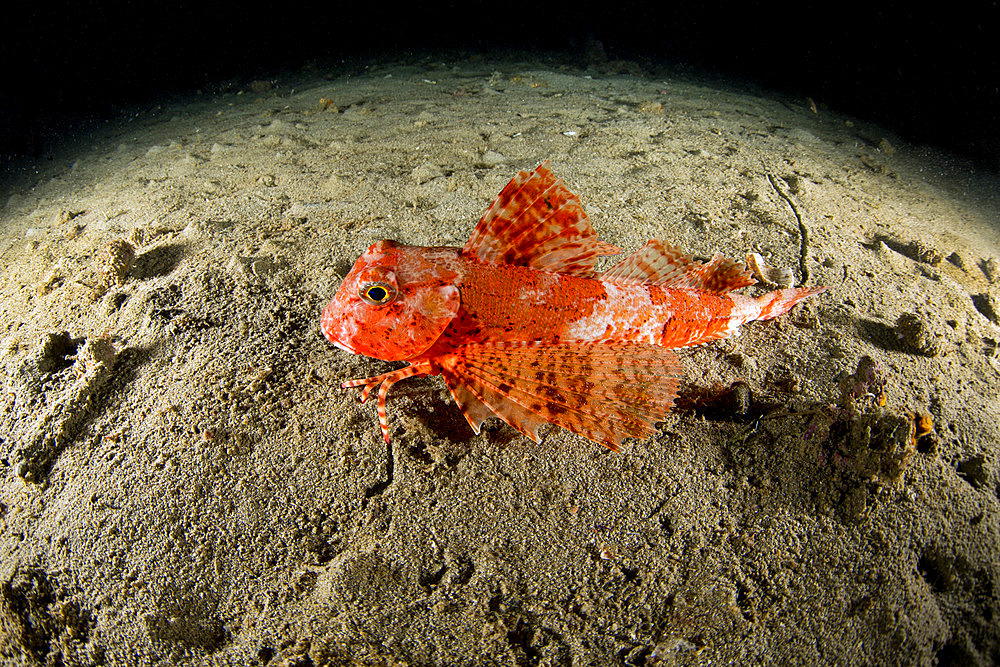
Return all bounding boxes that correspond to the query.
[322,162,826,450]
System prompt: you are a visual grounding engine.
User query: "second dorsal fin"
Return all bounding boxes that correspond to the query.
[602,240,757,293]
[462,161,620,276]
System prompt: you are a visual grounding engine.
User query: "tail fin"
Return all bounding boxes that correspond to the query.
[756,286,828,321]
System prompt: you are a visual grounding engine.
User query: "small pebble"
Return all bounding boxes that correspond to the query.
[895,312,940,356]
[411,162,443,185]
[79,333,119,374]
[878,138,896,156]
[100,239,136,287]
[479,151,506,167]
[729,381,751,416]
[906,240,941,266]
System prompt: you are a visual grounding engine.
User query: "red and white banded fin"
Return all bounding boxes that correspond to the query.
[440,341,683,451]
[755,286,829,321]
[601,240,699,284]
[603,241,757,293]
[342,363,434,443]
[462,161,621,277]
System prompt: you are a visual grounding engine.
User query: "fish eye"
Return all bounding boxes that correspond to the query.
[360,282,396,305]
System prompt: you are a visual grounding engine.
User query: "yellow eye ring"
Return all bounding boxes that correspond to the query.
[360,282,396,305]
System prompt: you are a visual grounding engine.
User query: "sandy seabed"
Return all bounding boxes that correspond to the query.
[1,54,998,666]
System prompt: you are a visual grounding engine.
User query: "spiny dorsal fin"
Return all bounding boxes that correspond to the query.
[603,241,757,293]
[601,240,699,284]
[439,341,683,451]
[462,161,620,277]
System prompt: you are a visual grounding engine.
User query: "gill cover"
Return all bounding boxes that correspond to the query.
[321,240,460,361]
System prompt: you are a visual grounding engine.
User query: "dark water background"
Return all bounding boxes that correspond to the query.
[2,2,998,172]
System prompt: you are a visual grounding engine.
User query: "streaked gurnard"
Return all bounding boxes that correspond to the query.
[321,162,826,450]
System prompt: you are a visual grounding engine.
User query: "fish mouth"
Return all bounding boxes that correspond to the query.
[331,339,357,354]
[320,306,357,354]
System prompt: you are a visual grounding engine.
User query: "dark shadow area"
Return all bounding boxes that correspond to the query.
[417,402,478,446]
[1,4,998,174]
[856,317,908,354]
[392,378,478,447]
[132,243,185,281]
[14,341,152,484]
[674,380,785,423]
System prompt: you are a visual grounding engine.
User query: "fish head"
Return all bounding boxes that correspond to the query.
[321,240,460,361]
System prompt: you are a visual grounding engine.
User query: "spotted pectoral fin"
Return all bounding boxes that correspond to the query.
[444,372,549,443]
[462,161,620,277]
[440,341,684,450]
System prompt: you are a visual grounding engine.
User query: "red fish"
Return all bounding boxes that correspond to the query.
[321,162,826,450]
